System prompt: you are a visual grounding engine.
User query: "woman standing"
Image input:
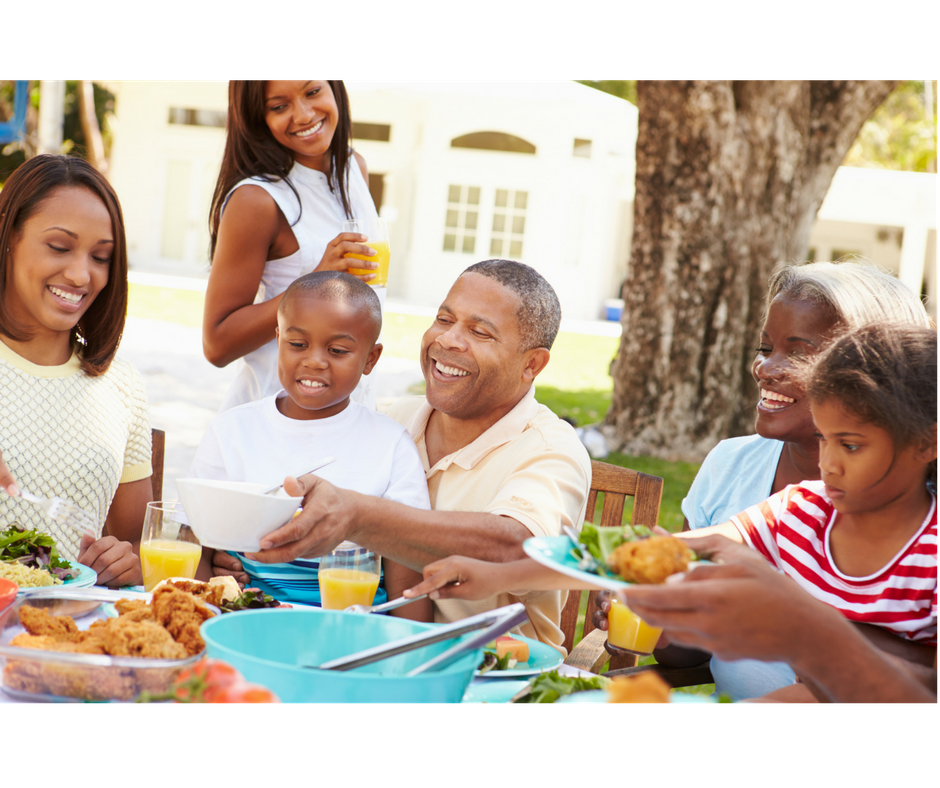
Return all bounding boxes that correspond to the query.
[0,154,151,587]
[204,81,382,412]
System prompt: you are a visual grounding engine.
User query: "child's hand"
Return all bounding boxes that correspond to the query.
[404,556,511,602]
[211,550,249,586]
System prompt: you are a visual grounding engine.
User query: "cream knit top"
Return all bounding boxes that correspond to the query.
[0,339,152,562]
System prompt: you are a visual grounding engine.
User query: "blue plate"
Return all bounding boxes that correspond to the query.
[475,634,563,677]
[523,535,635,591]
[17,562,97,596]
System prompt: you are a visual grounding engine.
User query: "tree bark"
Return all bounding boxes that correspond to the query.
[605,80,897,461]
[77,80,108,176]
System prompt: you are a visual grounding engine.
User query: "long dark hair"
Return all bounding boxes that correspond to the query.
[208,80,354,260]
[0,154,127,377]
[806,322,938,492]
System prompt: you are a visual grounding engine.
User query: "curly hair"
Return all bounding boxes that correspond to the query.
[805,322,937,491]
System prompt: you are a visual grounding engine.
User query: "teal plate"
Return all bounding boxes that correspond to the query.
[17,562,97,596]
[462,678,530,703]
[523,535,635,591]
[475,634,563,678]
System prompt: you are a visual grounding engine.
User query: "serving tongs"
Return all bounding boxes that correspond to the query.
[310,603,529,673]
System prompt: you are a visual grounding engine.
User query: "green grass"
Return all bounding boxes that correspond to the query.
[128,282,204,328]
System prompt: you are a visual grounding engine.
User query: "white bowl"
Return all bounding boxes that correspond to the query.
[175,478,303,553]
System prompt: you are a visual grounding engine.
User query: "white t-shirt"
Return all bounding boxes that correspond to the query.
[188,394,429,604]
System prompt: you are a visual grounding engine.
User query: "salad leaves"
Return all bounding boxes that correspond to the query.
[512,670,611,703]
[478,650,516,673]
[0,523,78,580]
[219,587,283,613]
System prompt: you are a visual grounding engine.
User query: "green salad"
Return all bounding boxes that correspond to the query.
[0,523,78,581]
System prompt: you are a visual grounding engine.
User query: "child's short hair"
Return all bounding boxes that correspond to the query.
[279,271,382,340]
[806,322,937,489]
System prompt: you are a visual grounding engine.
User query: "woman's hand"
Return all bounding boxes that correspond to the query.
[0,448,20,497]
[316,231,377,281]
[78,531,142,587]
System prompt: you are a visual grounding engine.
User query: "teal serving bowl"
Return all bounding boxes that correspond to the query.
[200,608,482,703]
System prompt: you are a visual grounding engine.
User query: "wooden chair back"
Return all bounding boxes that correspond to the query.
[151,428,165,502]
[559,460,664,670]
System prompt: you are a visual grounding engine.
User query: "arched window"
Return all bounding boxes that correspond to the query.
[450,131,536,155]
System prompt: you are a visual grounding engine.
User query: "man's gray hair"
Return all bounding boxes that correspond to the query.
[461,259,562,351]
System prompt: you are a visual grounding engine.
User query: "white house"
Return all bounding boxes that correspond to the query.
[106,81,937,320]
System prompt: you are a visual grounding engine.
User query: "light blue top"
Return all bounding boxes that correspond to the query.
[681,434,797,701]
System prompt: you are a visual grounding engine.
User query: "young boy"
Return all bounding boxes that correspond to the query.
[188,272,431,619]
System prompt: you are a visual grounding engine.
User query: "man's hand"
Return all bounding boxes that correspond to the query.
[245,474,357,563]
[78,531,142,588]
[211,550,249,586]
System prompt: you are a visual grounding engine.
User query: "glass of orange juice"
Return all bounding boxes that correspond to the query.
[343,217,390,287]
[606,596,663,656]
[139,501,202,592]
[318,541,381,610]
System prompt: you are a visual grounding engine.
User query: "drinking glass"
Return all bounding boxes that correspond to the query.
[606,596,664,656]
[342,217,390,287]
[318,541,381,610]
[139,501,202,592]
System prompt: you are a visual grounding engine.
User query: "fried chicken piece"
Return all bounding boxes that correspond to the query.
[115,598,152,618]
[150,585,214,656]
[91,616,188,660]
[607,672,671,703]
[18,605,83,641]
[608,535,692,585]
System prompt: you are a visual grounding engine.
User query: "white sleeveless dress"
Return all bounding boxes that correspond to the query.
[217,158,383,413]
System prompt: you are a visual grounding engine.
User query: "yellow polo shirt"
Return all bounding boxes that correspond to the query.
[385,386,591,654]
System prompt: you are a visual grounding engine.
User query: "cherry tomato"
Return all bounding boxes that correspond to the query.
[212,682,280,703]
[171,658,242,702]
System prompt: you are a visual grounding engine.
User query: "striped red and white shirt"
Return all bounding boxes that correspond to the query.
[732,479,937,645]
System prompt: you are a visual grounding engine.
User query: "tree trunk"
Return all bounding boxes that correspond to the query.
[77,80,108,176]
[605,80,897,462]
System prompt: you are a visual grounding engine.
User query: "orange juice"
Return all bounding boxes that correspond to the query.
[607,597,663,655]
[346,240,390,286]
[140,539,202,591]
[319,568,380,609]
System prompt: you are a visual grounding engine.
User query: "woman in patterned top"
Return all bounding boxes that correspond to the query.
[0,154,152,587]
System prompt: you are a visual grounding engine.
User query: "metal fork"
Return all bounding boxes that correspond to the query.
[18,490,98,535]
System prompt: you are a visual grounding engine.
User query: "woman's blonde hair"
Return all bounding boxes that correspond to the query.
[766,259,933,331]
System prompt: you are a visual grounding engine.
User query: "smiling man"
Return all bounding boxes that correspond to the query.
[232,259,591,650]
